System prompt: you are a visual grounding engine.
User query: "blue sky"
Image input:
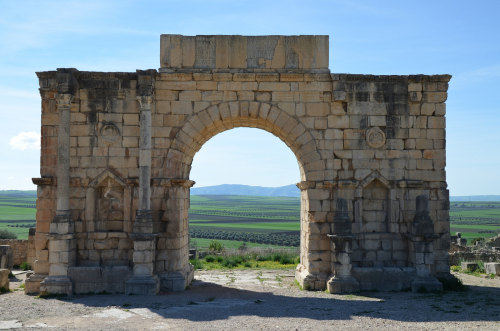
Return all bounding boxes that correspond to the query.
[0,0,499,195]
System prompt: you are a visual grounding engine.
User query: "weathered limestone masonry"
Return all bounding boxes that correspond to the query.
[0,238,31,266]
[26,35,451,295]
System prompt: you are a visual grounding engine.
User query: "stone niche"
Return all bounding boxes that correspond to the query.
[78,169,134,268]
[96,176,124,232]
[86,169,129,233]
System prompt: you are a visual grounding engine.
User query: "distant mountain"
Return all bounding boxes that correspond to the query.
[451,195,500,202]
[190,184,300,197]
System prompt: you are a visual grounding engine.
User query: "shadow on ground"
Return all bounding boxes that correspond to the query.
[41,279,500,323]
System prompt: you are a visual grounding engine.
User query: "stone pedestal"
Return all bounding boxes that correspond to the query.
[40,211,76,295]
[25,273,47,294]
[125,275,159,295]
[159,264,194,292]
[327,198,360,294]
[327,236,360,293]
[411,276,443,292]
[327,275,360,293]
[39,275,73,295]
[125,211,159,295]
[410,195,443,292]
[295,264,325,291]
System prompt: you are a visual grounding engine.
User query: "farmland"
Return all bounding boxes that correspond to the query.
[189,195,300,248]
[0,190,499,247]
[449,201,500,242]
[0,191,36,240]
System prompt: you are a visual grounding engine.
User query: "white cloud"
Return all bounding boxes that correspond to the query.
[9,131,40,150]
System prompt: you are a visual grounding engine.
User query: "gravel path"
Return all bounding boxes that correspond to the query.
[0,270,499,330]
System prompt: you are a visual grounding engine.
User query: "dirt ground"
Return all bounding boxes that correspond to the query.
[0,269,499,330]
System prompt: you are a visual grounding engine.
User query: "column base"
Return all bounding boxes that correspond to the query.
[24,273,47,295]
[327,275,360,294]
[39,275,72,296]
[159,264,194,292]
[294,264,327,291]
[411,277,443,293]
[125,275,159,295]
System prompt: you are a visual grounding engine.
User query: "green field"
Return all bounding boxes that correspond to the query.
[190,222,299,231]
[449,201,500,243]
[0,191,36,240]
[189,195,300,247]
[190,238,294,250]
[1,190,499,248]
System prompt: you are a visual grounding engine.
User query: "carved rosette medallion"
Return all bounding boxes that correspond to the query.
[365,127,386,149]
[99,122,120,145]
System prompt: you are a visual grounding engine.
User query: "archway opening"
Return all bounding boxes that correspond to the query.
[188,127,302,269]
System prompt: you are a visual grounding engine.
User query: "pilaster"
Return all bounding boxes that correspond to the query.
[125,83,159,295]
[158,179,195,291]
[40,93,75,296]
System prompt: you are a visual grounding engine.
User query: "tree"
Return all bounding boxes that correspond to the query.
[0,229,17,239]
[208,240,224,253]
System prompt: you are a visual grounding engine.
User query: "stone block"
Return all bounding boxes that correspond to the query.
[171,101,193,115]
[161,35,329,70]
[125,275,159,295]
[306,103,330,116]
[484,263,500,275]
[408,82,422,92]
[0,269,9,290]
[194,81,216,91]
[352,267,415,291]
[423,92,447,103]
[233,73,255,81]
[328,115,349,128]
[0,246,13,270]
[134,240,155,251]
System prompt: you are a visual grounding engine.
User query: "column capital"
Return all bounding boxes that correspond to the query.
[136,95,153,110]
[56,93,73,108]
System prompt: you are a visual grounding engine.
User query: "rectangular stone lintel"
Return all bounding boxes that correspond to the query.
[160,35,329,70]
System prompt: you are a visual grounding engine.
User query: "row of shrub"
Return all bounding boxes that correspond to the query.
[8,224,35,228]
[190,247,300,269]
[189,228,299,247]
[0,229,17,239]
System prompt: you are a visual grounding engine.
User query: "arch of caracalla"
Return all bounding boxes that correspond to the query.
[25,35,451,295]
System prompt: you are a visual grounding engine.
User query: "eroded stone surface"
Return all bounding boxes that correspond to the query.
[28,34,451,295]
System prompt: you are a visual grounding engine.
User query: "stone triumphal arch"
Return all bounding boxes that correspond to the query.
[26,35,451,295]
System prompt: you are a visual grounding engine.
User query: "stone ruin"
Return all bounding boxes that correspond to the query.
[0,245,13,290]
[449,233,500,273]
[25,35,451,295]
